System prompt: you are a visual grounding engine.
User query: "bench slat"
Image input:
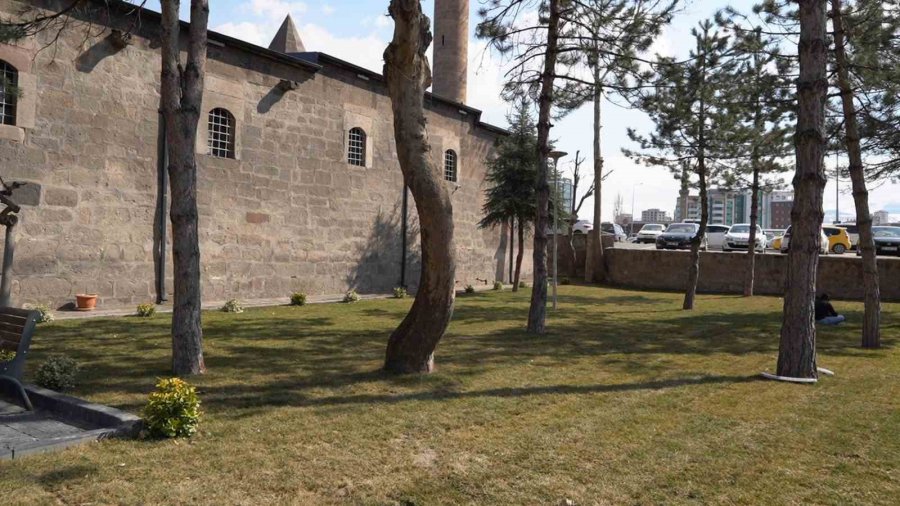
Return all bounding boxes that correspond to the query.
[0,329,23,345]
[0,307,36,318]
[0,321,25,334]
[0,339,19,352]
[0,313,27,326]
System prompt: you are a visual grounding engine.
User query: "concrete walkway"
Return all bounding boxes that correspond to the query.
[1,386,140,460]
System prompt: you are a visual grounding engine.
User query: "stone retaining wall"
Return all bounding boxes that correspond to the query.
[605,248,900,301]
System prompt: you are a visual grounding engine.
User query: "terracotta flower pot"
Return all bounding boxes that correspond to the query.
[75,293,98,311]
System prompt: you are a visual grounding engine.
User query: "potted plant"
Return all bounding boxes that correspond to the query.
[75,293,98,311]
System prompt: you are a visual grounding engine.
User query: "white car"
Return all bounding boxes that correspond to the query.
[779,225,830,255]
[572,220,593,234]
[723,224,766,252]
[636,223,666,243]
[706,224,731,250]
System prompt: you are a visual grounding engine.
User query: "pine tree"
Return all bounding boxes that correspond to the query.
[480,100,540,291]
[625,20,737,310]
[716,21,793,296]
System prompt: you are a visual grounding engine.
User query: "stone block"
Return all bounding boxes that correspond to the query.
[246,212,270,224]
[44,187,79,207]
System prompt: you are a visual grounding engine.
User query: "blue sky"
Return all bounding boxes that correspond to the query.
[145,0,899,222]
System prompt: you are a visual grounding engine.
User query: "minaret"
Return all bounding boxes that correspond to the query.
[269,15,305,53]
[432,0,468,103]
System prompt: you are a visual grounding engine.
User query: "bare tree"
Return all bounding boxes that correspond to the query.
[777,0,828,379]
[0,0,207,375]
[564,151,595,276]
[160,0,209,376]
[382,0,456,373]
[612,192,624,223]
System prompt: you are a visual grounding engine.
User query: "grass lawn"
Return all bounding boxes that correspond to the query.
[3,286,899,505]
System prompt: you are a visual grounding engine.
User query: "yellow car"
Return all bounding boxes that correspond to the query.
[772,235,783,250]
[823,226,852,254]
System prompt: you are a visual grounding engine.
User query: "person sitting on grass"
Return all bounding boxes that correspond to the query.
[815,293,845,325]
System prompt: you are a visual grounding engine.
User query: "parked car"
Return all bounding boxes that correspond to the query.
[706,224,731,250]
[859,226,900,256]
[656,223,707,250]
[600,222,627,242]
[771,235,784,250]
[636,223,666,243]
[822,226,852,254]
[838,222,859,248]
[779,225,829,254]
[572,220,593,234]
[764,229,785,248]
[723,224,766,252]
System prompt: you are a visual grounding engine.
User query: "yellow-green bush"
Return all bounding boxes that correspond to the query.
[142,378,202,438]
[290,292,307,306]
[136,303,156,317]
[392,287,407,299]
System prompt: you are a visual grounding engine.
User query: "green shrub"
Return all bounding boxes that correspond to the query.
[290,292,307,306]
[464,285,475,294]
[0,349,15,362]
[142,377,202,439]
[518,281,528,288]
[35,355,79,391]
[27,303,54,324]
[393,287,407,299]
[343,290,360,303]
[221,299,243,313]
[561,277,571,285]
[136,303,156,317]
[493,281,503,291]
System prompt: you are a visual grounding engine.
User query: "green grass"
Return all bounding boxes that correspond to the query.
[3,286,899,505]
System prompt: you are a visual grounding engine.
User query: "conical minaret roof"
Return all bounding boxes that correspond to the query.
[268,14,305,53]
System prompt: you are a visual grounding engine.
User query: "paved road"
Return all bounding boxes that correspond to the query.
[612,240,860,257]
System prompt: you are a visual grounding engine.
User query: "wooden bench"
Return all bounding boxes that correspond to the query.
[0,307,39,410]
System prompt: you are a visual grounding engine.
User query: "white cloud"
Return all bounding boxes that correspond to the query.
[321,4,335,16]
[246,0,307,20]
[214,21,270,46]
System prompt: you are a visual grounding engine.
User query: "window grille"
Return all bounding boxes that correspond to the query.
[348,127,366,166]
[0,60,18,126]
[207,108,235,159]
[444,149,457,182]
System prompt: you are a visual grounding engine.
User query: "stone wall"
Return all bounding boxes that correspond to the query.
[605,248,900,301]
[0,0,532,309]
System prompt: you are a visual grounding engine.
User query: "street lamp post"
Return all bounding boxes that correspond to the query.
[631,183,643,236]
[549,150,567,311]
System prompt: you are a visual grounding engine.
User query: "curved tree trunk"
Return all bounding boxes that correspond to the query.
[832,0,880,348]
[584,76,604,283]
[383,0,456,373]
[683,159,708,310]
[160,0,208,376]
[527,0,561,334]
[514,218,525,289]
[777,0,828,379]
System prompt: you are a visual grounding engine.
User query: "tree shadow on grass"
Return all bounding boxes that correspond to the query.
[23,290,898,414]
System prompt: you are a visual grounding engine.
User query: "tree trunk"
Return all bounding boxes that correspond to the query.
[383,0,456,373]
[566,218,577,278]
[683,159,708,310]
[584,75,604,283]
[527,0,561,334]
[160,0,208,376]
[509,217,516,291]
[514,218,525,289]
[832,0,880,348]
[777,0,828,379]
[745,166,760,297]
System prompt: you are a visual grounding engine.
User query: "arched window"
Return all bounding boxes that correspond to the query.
[347,127,366,166]
[444,149,457,182]
[207,108,235,159]
[0,60,19,126]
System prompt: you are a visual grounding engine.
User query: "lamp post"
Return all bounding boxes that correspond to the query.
[549,150,567,310]
[631,182,643,236]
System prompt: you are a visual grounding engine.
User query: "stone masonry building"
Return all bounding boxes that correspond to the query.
[0,0,528,309]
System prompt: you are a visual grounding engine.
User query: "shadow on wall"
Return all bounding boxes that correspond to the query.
[346,200,421,294]
[492,221,510,284]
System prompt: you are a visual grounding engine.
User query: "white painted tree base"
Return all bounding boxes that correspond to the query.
[760,367,835,383]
